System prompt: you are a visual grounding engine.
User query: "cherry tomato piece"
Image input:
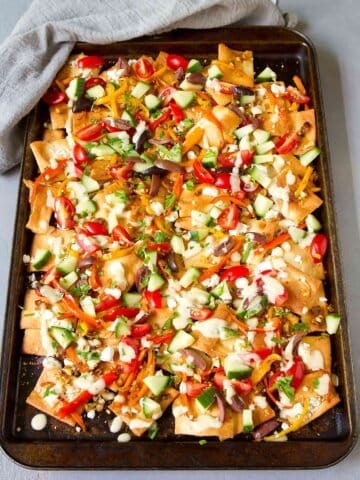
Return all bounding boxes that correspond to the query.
[121,358,140,374]
[254,347,273,360]
[54,196,76,230]
[166,54,188,71]
[84,77,106,90]
[287,356,305,389]
[190,308,213,321]
[103,307,140,322]
[89,265,101,290]
[134,58,154,80]
[82,221,108,236]
[285,86,310,105]
[150,332,174,345]
[275,132,298,154]
[76,232,100,253]
[214,172,231,190]
[213,372,226,390]
[218,152,237,168]
[310,233,328,263]
[144,290,163,308]
[218,204,239,230]
[241,149,254,165]
[109,164,133,180]
[77,55,105,69]
[112,225,133,245]
[159,86,176,106]
[76,121,105,141]
[233,378,253,396]
[219,265,250,282]
[149,109,171,130]
[147,242,172,253]
[73,144,89,167]
[186,382,207,398]
[95,295,121,313]
[42,88,67,105]
[131,323,151,338]
[193,159,215,184]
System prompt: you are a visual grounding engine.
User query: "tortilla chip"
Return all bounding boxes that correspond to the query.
[299,335,332,372]
[24,181,54,234]
[30,139,70,173]
[42,128,65,142]
[286,192,323,224]
[29,228,75,271]
[217,44,254,81]
[89,155,119,182]
[177,187,216,219]
[212,105,242,135]
[72,109,108,134]
[55,54,101,82]
[20,290,41,329]
[101,252,142,290]
[22,328,46,356]
[26,367,75,427]
[255,83,287,114]
[291,109,316,155]
[281,262,326,315]
[49,103,69,130]
[205,85,234,106]
[283,242,324,280]
[246,219,280,241]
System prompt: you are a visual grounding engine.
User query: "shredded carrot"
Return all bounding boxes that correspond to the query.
[295,166,313,197]
[151,66,167,79]
[154,217,172,236]
[179,393,189,409]
[183,126,204,153]
[196,91,215,105]
[258,232,291,253]
[228,310,249,333]
[102,245,134,260]
[199,238,243,282]
[70,411,86,431]
[172,173,184,200]
[293,75,306,95]
[211,194,248,209]
[62,295,99,329]
[118,372,136,393]
[166,127,178,142]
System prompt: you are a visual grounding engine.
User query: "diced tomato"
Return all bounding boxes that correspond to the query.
[76,231,100,253]
[254,347,273,360]
[218,152,237,167]
[131,323,151,338]
[144,290,163,308]
[219,265,250,282]
[54,196,76,230]
[77,55,105,69]
[111,225,133,245]
[218,203,239,230]
[275,288,288,307]
[241,149,254,165]
[95,295,120,313]
[122,336,140,353]
[150,332,174,344]
[166,54,188,71]
[82,220,108,236]
[159,86,176,106]
[275,132,298,154]
[73,144,89,168]
[147,242,172,253]
[218,82,234,95]
[109,164,133,180]
[169,101,184,122]
[149,109,171,130]
[42,88,67,105]
[84,77,106,90]
[287,356,305,389]
[103,307,140,322]
[310,233,328,263]
[121,358,140,374]
[76,121,105,141]
[233,378,253,396]
[193,159,215,184]
[41,266,60,285]
[285,86,310,105]
[190,308,213,321]
[186,382,207,398]
[213,372,226,390]
[215,172,231,190]
[133,57,154,80]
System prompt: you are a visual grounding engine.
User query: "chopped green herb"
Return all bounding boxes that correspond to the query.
[162,312,178,330]
[148,422,159,440]
[70,283,91,297]
[273,375,295,402]
[182,118,194,130]
[312,378,320,389]
[43,385,56,398]
[292,322,309,332]
[199,439,207,446]
[271,336,285,345]
[165,193,176,210]
[114,190,129,204]
[273,307,290,317]
[154,231,167,243]
[185,179,195,191]
[190,230,200,241]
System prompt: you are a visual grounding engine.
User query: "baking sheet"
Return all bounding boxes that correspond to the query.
[0,26,356,469]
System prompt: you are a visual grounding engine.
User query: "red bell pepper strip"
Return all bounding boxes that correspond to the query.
[169,101,184,122]
[193,159,215,184]
[95,295,121,313]
[150,331,174,345]
[219,265,250,282]
[149,109,171,130]
[103,307,140,322]
[147,242,172,253]
[144,290,163,308]
[287,356,305,389]
[310,233,328,263]
[131,323,152,338]
[111,225,134,245]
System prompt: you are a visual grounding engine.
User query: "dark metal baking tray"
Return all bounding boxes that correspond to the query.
[0,26,357,469]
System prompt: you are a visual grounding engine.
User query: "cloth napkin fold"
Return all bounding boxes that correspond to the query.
[0,0,287,173]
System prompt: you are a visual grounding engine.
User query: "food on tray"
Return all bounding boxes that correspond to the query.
[22,43,341,442]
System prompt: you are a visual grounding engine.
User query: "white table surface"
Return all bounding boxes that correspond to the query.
[0,0,359,478]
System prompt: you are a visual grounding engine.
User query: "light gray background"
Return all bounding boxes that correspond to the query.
[0,0,358,478]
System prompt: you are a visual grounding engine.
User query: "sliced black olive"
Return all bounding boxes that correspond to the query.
[72,97,93,113]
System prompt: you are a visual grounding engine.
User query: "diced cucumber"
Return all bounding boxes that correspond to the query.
[209,205,222,219]
[241,240,254,264]
[187,59,202,73]
[179,267,200,288]
[81,174,100,193]
[49,326,76,349]
[143,375,169,396]
[240,95,255,105]
[255,66,277,83]
[170,235,185,255]
[113,317,130,338]
[144,250,157,272]
[144,94,162,111]
[168,330,195,353]
[195,387,216,411]
[173,90,196,108]
[56,256,77,275]
[32,249,51,270]
[242,409,254,433]
[299,147,320,166]
[249,165,272,189]
[76,198,97,215]
[237,295,267,320]
[141,397,162,419]
[207,64,223,79]
[254,193,274,217]
[255,140,275,155]
[85,85,105,99]
[133,161,154,173]
[147,273,166,292]
[224,355,253,380]
[234,124,255,140]
[201,146,218,168]
[211,281,232,302]
[306,213,322,233]
[239,134,253,152]
[253,128,271,145]
[191,210,211,227]
[179,79,203,92]
[131,81,151,99]
[187,287,210,306]
[253,154,274,164]
[157,143,182,163]
[289,226,306,243]
[66,77,85,101]
[121,109,136,126]
[123,292,142,307]
[326,313,341,334]
[80,296,96,316]
[90,144,115,157]
[59,271,78,290]
[219,326,239,340]
[190,229,208,241]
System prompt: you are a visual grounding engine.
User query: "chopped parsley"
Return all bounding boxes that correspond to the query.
[292,322,309,332]
[164,193,176,210]
[153,231,167,243]
[185,179,195,191]
[273,375,295,402]
[70,283,91,297]
[273,307,290,317]
[199,439,207,446]
[312,378,320,390]
[148,422,159,440]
